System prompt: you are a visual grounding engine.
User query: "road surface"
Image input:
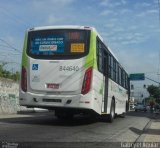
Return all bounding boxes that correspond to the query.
[0,111,152,148]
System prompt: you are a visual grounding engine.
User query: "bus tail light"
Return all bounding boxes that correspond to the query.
[81,67,92,95]
[21,66,27,92]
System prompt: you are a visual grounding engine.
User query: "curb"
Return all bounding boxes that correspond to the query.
[130,118,153,148]
[135,119,152,143]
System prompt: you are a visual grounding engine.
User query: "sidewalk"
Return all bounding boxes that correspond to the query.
[138,112,160,142]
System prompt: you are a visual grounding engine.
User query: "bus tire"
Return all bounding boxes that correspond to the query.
[108,99,115,123]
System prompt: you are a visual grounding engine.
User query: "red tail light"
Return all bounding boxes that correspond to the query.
[21,66,27,92]
[81,67,93,95]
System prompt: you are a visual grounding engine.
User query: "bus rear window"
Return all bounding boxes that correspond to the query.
[27,29,90,59]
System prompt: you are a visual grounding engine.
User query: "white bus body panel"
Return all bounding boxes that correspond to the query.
[19,57,103,114]
[92,70,104,114]
[107,79,128,115]
[29,58,84,93]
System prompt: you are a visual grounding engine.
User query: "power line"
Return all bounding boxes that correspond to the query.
[0,48,21,54]
[0,38,21,53]
[145,76,160,85]
[158,0,160,25]
[0,6,29,27]
[0,44,11,48]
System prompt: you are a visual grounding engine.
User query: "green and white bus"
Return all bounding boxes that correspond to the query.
[19,26,129,122]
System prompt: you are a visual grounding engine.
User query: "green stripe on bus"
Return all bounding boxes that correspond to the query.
[85,31,97,69]
[21,32,28,67]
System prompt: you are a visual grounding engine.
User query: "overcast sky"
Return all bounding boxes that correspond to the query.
[0,0,160,83]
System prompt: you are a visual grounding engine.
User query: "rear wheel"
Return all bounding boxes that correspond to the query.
[107,99,115,123]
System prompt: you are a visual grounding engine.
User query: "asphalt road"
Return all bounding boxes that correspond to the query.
[0,111,152,148]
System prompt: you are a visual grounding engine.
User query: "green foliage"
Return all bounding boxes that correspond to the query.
[142,96,156,105]
[0,64,20,81]
[147,85,160,104]
[0,65,3,77]
[147,85,160,98]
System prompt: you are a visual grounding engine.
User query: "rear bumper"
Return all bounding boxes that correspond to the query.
[19,91,93,111]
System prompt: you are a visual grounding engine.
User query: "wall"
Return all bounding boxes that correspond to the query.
[0,78,32,114]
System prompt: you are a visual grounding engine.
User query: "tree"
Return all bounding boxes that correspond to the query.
[0,64,20,81]
[12,71,20,81]
[0,65,3,77]
[147,85,160,104]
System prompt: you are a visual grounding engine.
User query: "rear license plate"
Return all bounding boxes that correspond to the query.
[46,83,59,89]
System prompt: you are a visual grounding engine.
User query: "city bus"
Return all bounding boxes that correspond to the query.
[19,26,130,122]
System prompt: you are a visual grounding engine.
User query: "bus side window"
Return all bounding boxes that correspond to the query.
[111,56,114,80]
[108,55,111,78]
[116,62,119,83]
[96,38,103,73]
[119,67,122,86]
[113,59,116,81]
[122,70,125,88]
[103,52,108,76]
[125,74,128,89]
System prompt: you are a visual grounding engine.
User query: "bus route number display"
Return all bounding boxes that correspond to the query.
[71,43,85,53]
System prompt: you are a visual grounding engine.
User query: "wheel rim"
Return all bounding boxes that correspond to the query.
[111,104,115,118]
